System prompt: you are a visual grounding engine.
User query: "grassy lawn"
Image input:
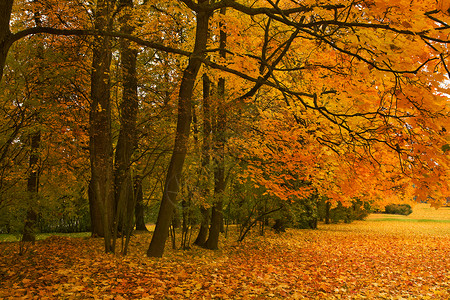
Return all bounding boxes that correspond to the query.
[368,203,450,221]
[366,204,450,224]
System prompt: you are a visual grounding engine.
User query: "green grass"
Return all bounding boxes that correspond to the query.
[0,232,90,242]
[370,218,450,223]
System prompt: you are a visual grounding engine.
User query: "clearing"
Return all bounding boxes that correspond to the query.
[0,204,449,299]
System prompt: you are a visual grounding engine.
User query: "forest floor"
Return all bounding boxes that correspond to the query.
[0,204,449,299]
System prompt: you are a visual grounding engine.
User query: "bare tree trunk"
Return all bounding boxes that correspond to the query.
[22,7,42,243]
[147,3,211,258]
[180,196,191,250]
[89,0,114,253]
[134,176,148,231]
[325,201,331,224]
[22,130,41,242]
[112,0,139,253]
[204,7,227,251]
[0,0,13,82]
[194,74,211,246]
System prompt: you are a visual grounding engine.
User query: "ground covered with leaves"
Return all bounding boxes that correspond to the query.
[1,206,449,299]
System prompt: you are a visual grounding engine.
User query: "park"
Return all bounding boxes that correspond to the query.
[1,204,449,298]
[0,0,449,298]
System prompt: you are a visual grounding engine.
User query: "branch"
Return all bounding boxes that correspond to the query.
[212,0,344,16]
[10,27,192,57]
[198,55,314,98]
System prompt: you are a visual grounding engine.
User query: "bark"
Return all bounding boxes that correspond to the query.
[194,74,212,246]
[325,201,331,224]
[22,131,41,242]
[204,7,227,250]
[147,4,211,258]
[180,197,191,250]
[120,173,135,255]
[0,0,13,83]
[22,7,42,243]
[112,0,139,252]
[194,206,209,245]
[134,177,148,231]
[204,83,226,249]
[89,0,114,252]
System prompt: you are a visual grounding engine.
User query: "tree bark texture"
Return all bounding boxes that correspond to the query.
[204,7,227,250]
[134,177,148,231]
[194,74,212,246]
[0,0,13,82]
[89,0,114,252]
[325,201,331,224]
[147,5,211,258]
[22,7,42,243]
[22,131,41,242]
[112,0,139,252]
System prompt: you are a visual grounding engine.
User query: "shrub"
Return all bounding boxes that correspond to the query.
[384,204,412,216]
[282,194,319,229]
[318,198,371,224]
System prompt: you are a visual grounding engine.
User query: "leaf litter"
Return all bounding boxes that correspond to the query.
[0,219,449,299]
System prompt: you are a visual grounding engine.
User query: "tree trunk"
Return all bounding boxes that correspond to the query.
[194,206,209,245]
[325,201,331,224]
[134,176,148,231]
[89,0,114,253]
[22,7,41,243]
[147,5,211,258]
[181,196,191,250]
[112,0,139,252]
[194,73,212,246]
[204,8,227,251]
[0,0,13,82]
[22,131,41,242]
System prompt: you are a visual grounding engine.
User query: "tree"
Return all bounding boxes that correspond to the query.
[220,0,450,209]
[0,0,448,258]
[0,0,14,83]
[21,5,43,243]
[204,7,227,250]
[147,0,211,258]
[112,0,140,254]
[89,0,114,252]
[193,73,212,246]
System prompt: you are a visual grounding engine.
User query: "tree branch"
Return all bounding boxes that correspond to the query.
[10,27,192,57]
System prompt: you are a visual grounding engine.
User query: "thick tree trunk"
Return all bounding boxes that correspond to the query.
[0,0,13,82]
[22,131,41,242]
[89,0,114,252]
[194,74,212,246]
[204,8,227,250]
[112,0,139,252]
[147,5,211,258]
[194,206,209,245]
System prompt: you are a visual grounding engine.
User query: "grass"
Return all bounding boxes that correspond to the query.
[370,218,450,223]
[367,203,450,223]
[1,203,448,242]
[0,232,90,242]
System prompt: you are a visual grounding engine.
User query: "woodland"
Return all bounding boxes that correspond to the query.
[0,0,449,277]
[1,0,450,298]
